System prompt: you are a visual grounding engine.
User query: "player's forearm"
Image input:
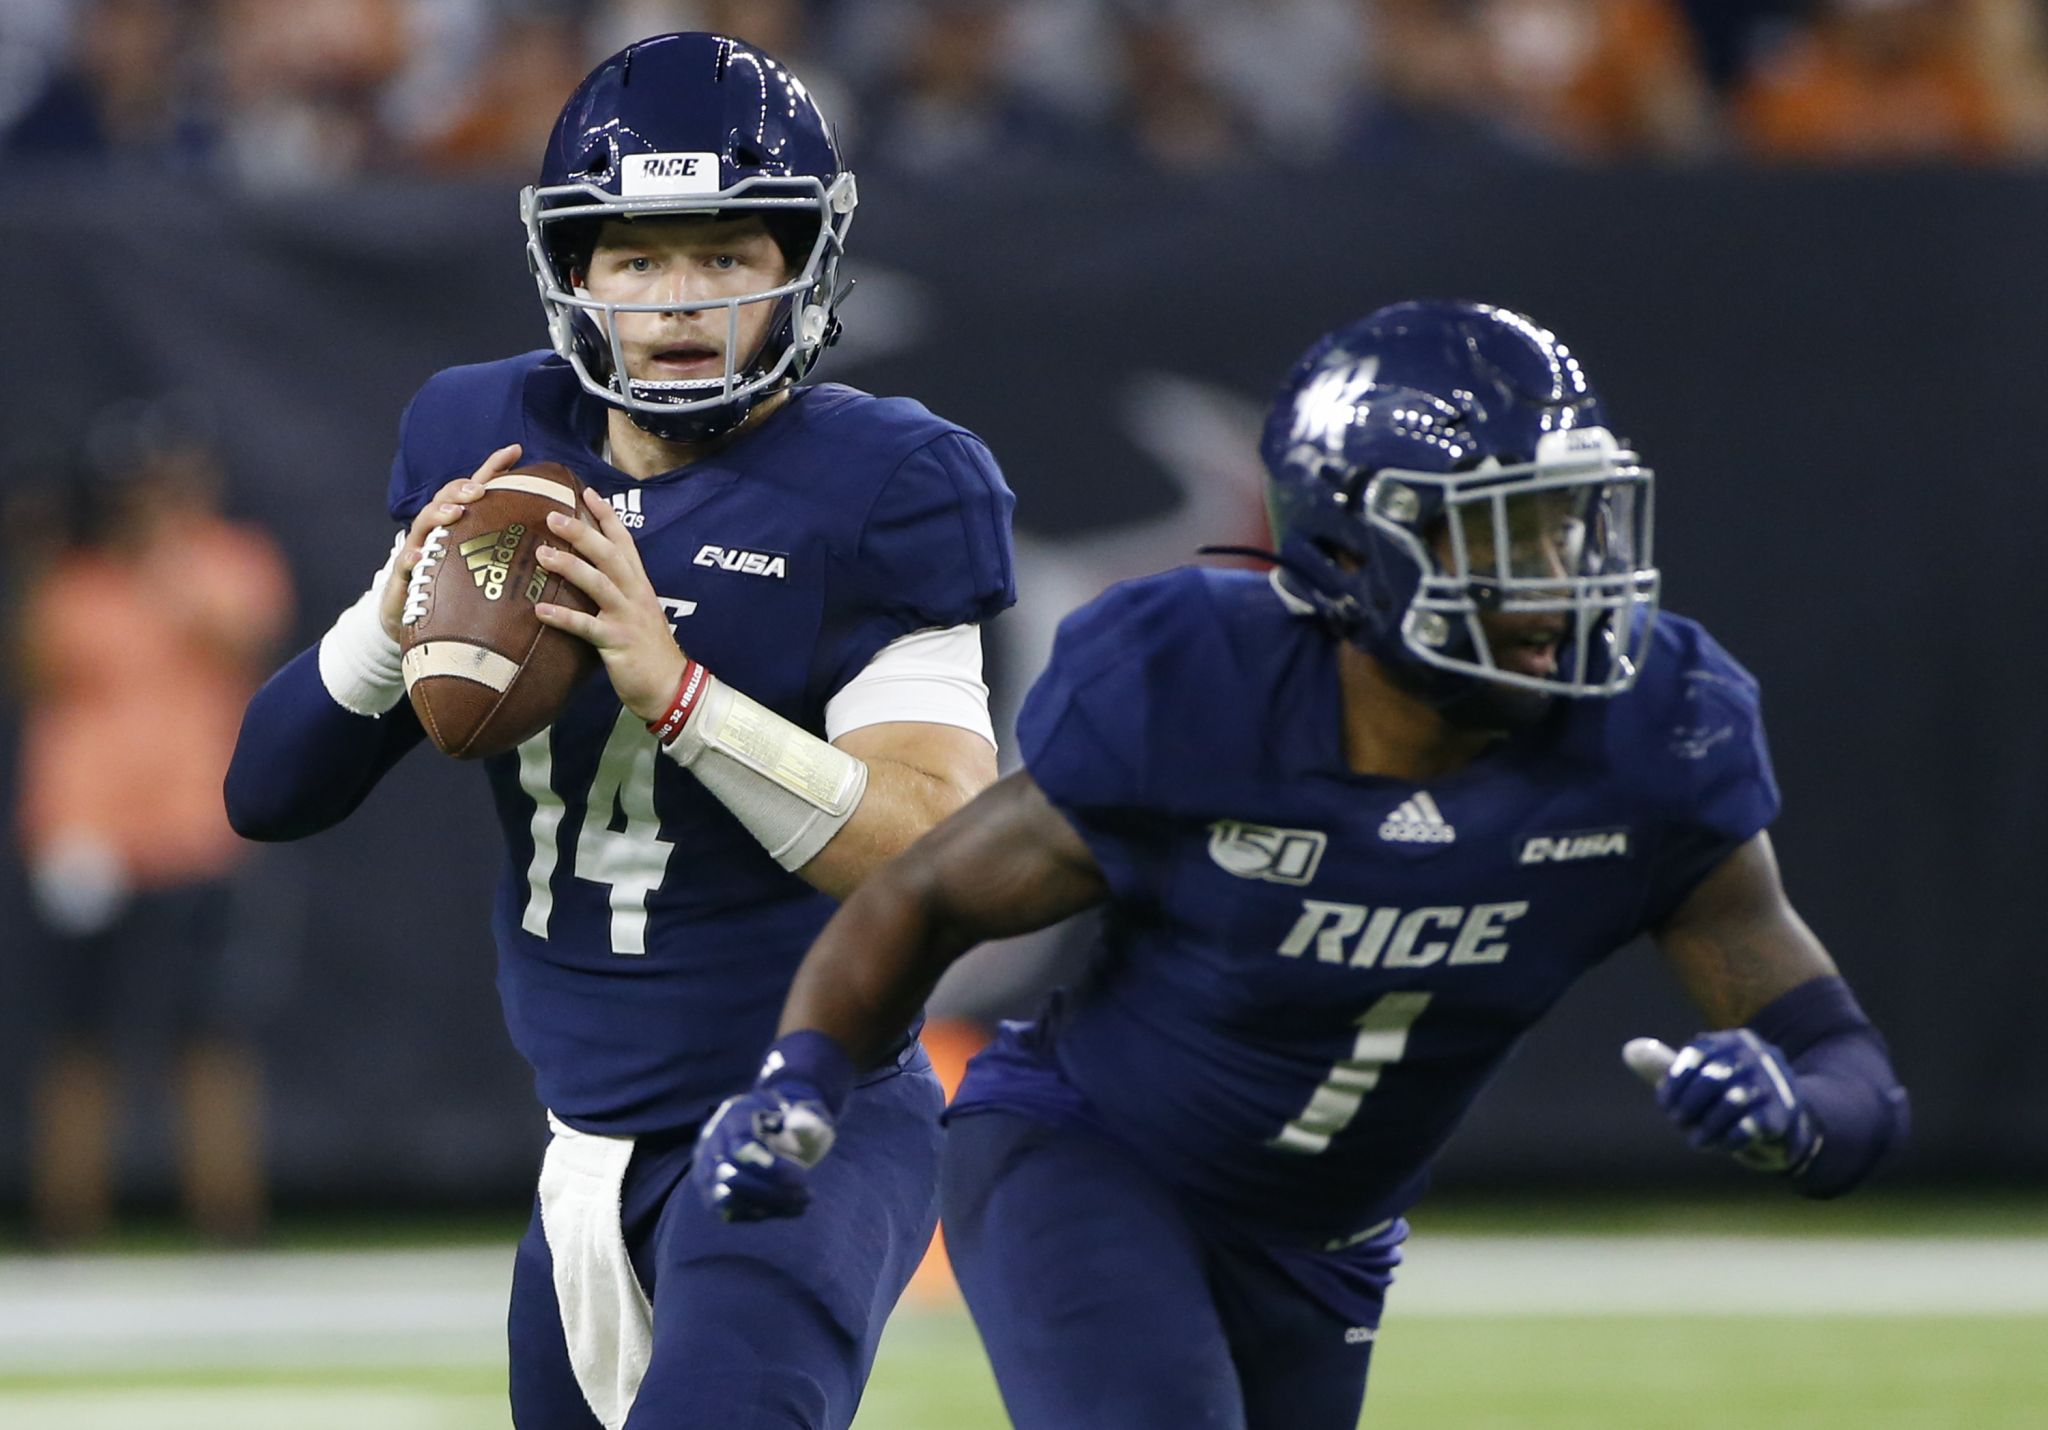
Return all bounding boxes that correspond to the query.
[791,755,979,900]
[780,849,984,1068]
[225,645,424,841]
[780,773,1108,1067]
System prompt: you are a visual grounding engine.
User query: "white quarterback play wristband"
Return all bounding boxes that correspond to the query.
[660,673,869,871]
[317,533,408,716]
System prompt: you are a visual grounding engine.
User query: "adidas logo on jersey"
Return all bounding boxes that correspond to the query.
[460,524,525,601]
[608,489,645,529]
[1379,792,1455,844]
[1518,829,1631,864]
[694,544,788,579]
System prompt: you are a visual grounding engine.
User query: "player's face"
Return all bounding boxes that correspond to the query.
[580,216,793,385]
[1436,488,1583,683]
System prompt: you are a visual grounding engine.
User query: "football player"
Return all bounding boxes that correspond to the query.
[225,33,1014,1430]
[693,302,1910,1428]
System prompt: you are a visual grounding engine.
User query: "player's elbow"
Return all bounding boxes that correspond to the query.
[898,844,988,960]
[840,836,953,954]
[223,765,298,842]
[223,753,334,843]
[889,735,1000,831]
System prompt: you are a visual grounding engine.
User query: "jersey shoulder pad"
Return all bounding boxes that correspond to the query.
[809,387,1018,696]
[1609,610,1781,843]
[386,351,554,522]
[796,384,961,457]
[1018,566,1241,813]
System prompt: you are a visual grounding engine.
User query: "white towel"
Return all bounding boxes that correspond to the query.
[537,1113,654,1429]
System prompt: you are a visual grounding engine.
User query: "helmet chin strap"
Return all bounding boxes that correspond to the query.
[622,390,763,445]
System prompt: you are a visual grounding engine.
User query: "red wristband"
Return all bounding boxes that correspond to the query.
[647,659,710,745]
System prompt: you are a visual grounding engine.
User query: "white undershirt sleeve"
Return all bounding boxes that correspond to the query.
[823,624,994,749]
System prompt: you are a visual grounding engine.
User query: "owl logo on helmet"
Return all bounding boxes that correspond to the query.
[520,32,857,444]
[1256,301,1662,715]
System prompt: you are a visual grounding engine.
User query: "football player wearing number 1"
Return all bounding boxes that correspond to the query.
[225,33,1014,1430]
[695,302,1910,1428]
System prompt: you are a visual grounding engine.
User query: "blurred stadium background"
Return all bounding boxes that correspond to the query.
[2,1,2046,1425]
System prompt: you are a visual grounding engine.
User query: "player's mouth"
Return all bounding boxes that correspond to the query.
[1494,624,1566,679]
[646,343,722,378]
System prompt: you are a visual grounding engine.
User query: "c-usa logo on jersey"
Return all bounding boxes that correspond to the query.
[1517,827,1631,864]
[694,544,788,579]
[1208,821,1328,886]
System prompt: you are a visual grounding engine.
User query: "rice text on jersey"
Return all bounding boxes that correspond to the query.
[1278,898,1528,968]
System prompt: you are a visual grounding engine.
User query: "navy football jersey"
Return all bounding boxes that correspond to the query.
[389,353,1015,1132]
[952,567,1775,1248]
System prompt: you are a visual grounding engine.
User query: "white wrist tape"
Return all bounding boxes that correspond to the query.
[317,533,407,717]
[660,673,869,872]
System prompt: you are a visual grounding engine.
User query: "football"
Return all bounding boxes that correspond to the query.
[398,461,599,759]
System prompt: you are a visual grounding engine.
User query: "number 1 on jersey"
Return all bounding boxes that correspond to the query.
[1270,992,1433,1155]
[518,712,676,954]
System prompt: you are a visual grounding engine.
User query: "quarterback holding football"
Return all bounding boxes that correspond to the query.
[229,33,1013,1429]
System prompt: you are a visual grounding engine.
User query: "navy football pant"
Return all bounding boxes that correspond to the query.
[942,1110,1379,1430]
[509,1062,943,1429]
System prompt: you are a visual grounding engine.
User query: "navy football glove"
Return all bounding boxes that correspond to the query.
[1624,1029,1820,1175]
[691,1031,855,1222]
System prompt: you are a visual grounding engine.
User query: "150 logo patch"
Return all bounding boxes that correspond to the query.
[1208,821,1328,886]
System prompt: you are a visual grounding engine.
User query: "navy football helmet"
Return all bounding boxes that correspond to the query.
[1258,301,1659,709]
[521,32,856,443]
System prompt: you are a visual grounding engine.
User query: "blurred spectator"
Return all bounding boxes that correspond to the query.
[3,0,215,165]
[1964,0,2048,156]
[11,398,293,1246]
[851,0,1080,178]
[411,2,591,173]
[1734,0,2022,161]
[1669,0,1809,94]
[1189,0,1373,165]
[12,0,2048,186]
[1373,0,1715,161]
[0,0,74,136]
[1108,0,1254,170]
[209,0,407,186]
[1486,0,1715,159]
[599,0,804,62]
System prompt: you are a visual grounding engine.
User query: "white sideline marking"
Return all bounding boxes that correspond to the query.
[1395,1235,2048,1317]
[0,1236,2043,1375]
[0,1389,492,1429]
[0,1249,509,1371]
